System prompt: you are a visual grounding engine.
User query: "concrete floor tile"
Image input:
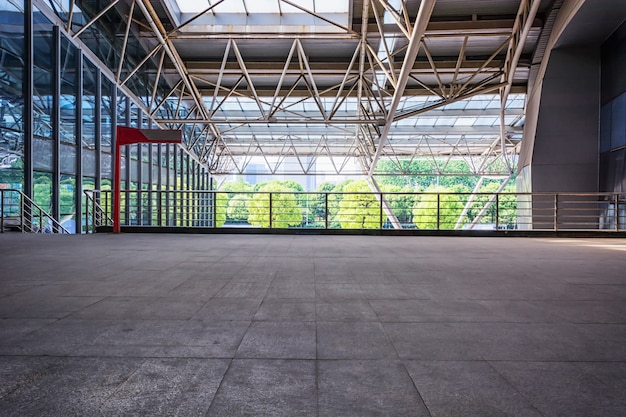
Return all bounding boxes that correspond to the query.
[1,318,117,356]
[192,298,261,321]
[318,359,430,417]
[317,321,397,359]
[0,356,55,399]
[207,359,317,417]
[265,284,316,299]
[575,362,626,397]
[0,357,143,417]
[383,322,484,360]
[236,321,316,359]
[0,318,57,346]
[404,360,542,417]
[89,319,251,358]
[315,283,365,299]
[316,300,378,321]
[471,323,591,361]
[168,278,230,299]
[254,300,316,321]
[99,358,230,417]
[491,361,626,417]
[71,296,206,320]
[572,324,626,361]
[214,282,270,299]
[0,292,104,319]
[477,300,565,323]
[359,283,423,299]
[528,300,626,323]
[370,299,496,322]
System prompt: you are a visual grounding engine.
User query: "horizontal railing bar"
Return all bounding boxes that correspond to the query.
[81,189,626,234]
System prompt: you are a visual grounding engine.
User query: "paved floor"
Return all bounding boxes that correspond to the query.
[0,233,625,417]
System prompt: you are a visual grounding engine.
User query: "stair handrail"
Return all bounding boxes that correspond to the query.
[83,189,113,233]
[0,188,71,234]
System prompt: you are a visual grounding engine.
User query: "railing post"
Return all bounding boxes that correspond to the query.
[85,192,90,234]
[554,193,559,231]
[614,194,619,231]
[0,190,4,233]
[436,193,441,230]
[212,191,217,228]
[379,192,384,229]
[269,192,273,228]
[495,193,500,230]
[324,192,329,229]
[20,192,24,233]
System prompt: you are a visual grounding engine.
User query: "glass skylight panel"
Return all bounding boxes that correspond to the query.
[280,0,314,13]
[434,117,457,126]
[218,0,247,13]
[314,0,349,13]
[504,115,518,125]
[219,100,244,111]
[472,116,498,126]
[415,117,435,126]
[441,100,467,110]
[302,100,320,112]
[247,1,281,13]
[176,0,207,13]
[395,118,416,126]
[454,117,477,127]
[464,99,491,110]
[238,98,261,111]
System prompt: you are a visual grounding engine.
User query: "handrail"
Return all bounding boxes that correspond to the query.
[84,189,626,233]
[0,189,71,234]
[83,189,114,234]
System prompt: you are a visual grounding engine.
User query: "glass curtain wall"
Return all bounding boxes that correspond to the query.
[0,1,24,193]
[0,1,210,232]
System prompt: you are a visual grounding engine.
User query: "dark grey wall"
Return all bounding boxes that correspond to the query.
[531,46,600,193]
[601,21,626,106]
[599,21,626,194]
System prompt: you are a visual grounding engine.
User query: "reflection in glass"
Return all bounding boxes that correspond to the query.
[0,0,25,189]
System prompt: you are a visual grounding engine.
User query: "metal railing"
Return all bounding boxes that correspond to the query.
[83,189,626,233]
[83,190,114,234]
[1,189,71,234]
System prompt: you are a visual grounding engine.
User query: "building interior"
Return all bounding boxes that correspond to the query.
[0,0,625,415]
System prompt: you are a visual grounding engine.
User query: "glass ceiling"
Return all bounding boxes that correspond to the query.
[176,0,350,14]
[173,0,351,33]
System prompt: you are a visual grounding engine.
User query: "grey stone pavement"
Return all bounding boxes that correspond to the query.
[0,233,625,417]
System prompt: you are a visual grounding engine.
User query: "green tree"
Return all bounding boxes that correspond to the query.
[465,181,517,228]
[219,180,253,224]
[220,180,254,197]
[375,159,479,190]
[337,180,381,229]
[380,184,417,225]
[227,194,250,222]
[215,192,227,227]
[312,181,336,221]
[413,186,464,230]
[327,179,354,227]
[247,183,303,228]
[33,173,52,210]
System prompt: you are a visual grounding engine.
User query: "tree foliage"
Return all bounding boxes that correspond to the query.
[375,159,479,190]
[380,184,417,225]
[247,183,303,228]
[227,194,249,222]
[413,186,465,230]
[336,180,381,229]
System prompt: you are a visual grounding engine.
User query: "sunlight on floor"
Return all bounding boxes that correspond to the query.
[545,239,626,252]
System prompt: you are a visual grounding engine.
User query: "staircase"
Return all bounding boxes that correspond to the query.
[1,189,70,234]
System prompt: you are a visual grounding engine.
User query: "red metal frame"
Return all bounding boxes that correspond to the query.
[113,126,182,233]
